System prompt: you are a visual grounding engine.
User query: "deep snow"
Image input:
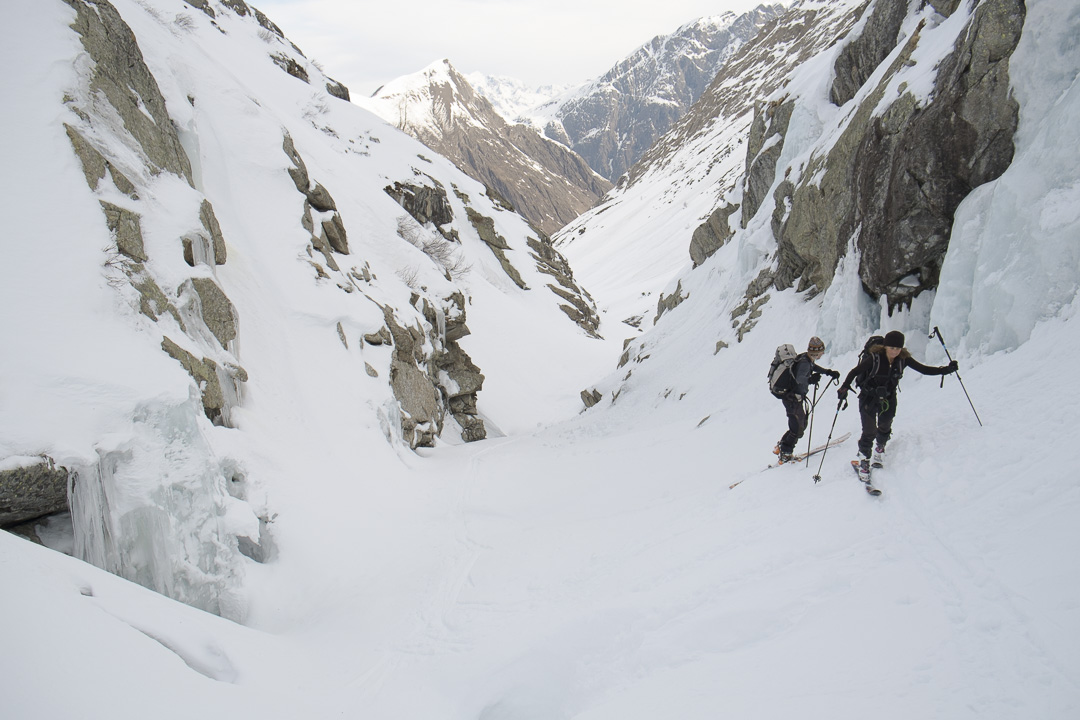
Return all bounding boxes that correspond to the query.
[2,0,1079,718]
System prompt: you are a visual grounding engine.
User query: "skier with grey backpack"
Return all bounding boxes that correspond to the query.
[769,337,841,464]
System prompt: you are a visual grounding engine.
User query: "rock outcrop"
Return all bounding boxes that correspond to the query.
[740,98,794,229]
[284,133,351,263]
[373,293,487,449]
[772,0,1025,310]
[527,237,601,338]
[829,0,910,107]
[0,458,69,528]
[690,202,740,267]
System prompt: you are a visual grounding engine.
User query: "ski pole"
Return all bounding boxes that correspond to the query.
[810,377,836,412]
[929,326,983,427]
[813,397,847,483]
[805,382,818,468]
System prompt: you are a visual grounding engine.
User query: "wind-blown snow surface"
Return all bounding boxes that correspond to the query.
[3,1,1080,719]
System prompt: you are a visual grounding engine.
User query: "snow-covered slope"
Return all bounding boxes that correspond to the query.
[0,0,621,618]
[557,0,866,330]
[2,0,1079,717]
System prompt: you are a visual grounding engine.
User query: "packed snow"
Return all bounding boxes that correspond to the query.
[2,0,1079,719]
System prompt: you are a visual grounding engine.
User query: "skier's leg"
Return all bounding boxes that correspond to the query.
[876,394,898,449]
[780,395,807,453]
[857,395,877,458]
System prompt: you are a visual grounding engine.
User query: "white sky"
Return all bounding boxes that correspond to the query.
[253,0,784,97]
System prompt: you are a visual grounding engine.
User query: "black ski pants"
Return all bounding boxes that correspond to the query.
[779,394,808,454]
[857,392,898,458]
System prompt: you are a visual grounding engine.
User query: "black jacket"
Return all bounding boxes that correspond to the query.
[841,346,950,396]
[788,353,833,398]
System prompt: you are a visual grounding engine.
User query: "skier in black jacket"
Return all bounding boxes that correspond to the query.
[774,337,841,463]
[838,330,957,479]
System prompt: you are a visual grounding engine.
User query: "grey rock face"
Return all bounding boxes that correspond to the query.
[306,183,337,212]
[551,5,785,182]
[377,291,489,447]
[690,202,740,266]
[383,309,445,449]
[527,237,601,338]
[161,336,226,423]
[466,207,527,289]
[283,134,350,256]
[580,388,603,408]
[741,98,794,228]
[100,201,147,262]
[830,0,909,107]
[65,124,137,198]
[325,79,351,102]
[385,181,455,228]
[271,53,309,84]
[774,0,1025,310]
[655,280,688,323]
[63,0,193,183]
[0,458,69,527]
[435,339,487,442]
[320,214,349,255]
[191,278,237,347]
[220,0,249,16]
[929,0,965,17]
[199,200,228,265]
[184,0,215,18]
[251,6,284,37]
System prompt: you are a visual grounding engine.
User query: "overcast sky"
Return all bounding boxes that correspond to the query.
[253,1,783,97]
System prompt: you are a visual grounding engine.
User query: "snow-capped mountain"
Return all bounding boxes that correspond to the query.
[361,60,611,236]
[534,4,785,182]
[465,72,573,125]
[3,0,1079,717]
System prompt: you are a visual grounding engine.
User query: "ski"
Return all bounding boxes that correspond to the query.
[851,460,882,496]
[730,432,854,488]
[765,432,851,470]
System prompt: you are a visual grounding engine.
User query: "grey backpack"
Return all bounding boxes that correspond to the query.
[767,344,799,398]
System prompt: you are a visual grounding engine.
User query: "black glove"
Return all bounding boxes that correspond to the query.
[809,372,822,385]
[828,369,841,380]
[838,386,849,401]
[946,360,959,374]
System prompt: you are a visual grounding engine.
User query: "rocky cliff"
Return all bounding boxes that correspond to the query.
[542,5,784,183]
[767,0,1025,312]
[625,0,1024,323]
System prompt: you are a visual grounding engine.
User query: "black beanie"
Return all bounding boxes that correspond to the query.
[884,331,905,348]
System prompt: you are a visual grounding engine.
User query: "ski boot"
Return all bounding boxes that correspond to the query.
[856,454,871,483]
[871,443,885,469]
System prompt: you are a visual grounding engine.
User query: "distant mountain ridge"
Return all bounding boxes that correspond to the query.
[362,60,610,235]
[533,4,786,182]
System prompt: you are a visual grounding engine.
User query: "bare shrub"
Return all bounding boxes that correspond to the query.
[173,13,196,32]
[396,265,420,289]
[396,216,471,279]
